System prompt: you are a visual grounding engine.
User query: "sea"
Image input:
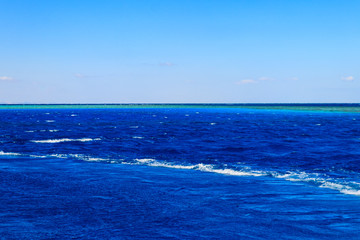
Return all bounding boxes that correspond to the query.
[1,104,360,239]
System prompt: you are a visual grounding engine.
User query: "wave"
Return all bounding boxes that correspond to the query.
[31,138,101,143]
[129,159,360,196]
[270,171,360,196]
[132,159,267,176]
[1,149,360,196]
[66,154,111,163]
[0,151,22,156]
[132,158,197,170]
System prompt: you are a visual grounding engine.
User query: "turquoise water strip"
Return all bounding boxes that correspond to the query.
[0,104,360,113]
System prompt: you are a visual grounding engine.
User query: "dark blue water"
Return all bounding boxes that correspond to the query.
[1,107,360,239]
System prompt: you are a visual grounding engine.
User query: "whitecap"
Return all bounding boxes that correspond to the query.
[133,159,195,169]
[318,181,360,196]
[270,171,360,196]
[196,163,265,177]
[47,153,110,162]
[132,159,265,176]
[46,120,55,123]
[132,136,144,139]
[74,155,109,162]
[31,138,101,143]
[134,158,155,163]
[0,151,22,156]
[48,154,69,159]
[29,154,47,158]
[128,159,360,197]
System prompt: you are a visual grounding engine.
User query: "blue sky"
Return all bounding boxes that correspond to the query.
[0,0,359,103]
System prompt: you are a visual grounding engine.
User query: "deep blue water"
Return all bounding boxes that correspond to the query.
[1,107,360,239]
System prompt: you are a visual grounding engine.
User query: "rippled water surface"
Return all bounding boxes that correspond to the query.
[1,105,360,239]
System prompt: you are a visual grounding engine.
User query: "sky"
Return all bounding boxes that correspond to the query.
[0,0,359,103]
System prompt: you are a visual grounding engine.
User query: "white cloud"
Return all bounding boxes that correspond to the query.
[341,76,354,81]
[258,77,272,81]
[74,73,87,78]
[236,79,257,85]
[0,76,14,81]
[235,77,273,85]
[159,62,175,67]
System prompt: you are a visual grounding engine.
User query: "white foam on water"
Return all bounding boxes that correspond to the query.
[0,151,22,156]
[0,150,113,164]
[68,154,109,162]
[129,159,360,196]
[25,130,35,133]
[196,163,265,177]
[46,120,55,123]
[2,148,360,197]
[48,154,69,159]
[210,123,216,125]
[339,188,360,196]
[270,171,360,196]
[132,159,265,176]
[30,153,110,162]
[49,129,59,132]
[0,151,65,159]
[71,114,77,117]
[319,181,360,196]
[134,158,155,163]
[133,158,195,169]
[46,153,110,162]
[31,138,101,143]
[151,162,195,169]
[132,136,144,139]
[29,154,47,158]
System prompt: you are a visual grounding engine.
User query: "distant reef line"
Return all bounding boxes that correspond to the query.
[0,103,360,112]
